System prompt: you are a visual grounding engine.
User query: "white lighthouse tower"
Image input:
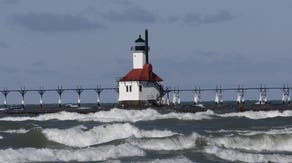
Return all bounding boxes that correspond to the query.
[118,30,164,107]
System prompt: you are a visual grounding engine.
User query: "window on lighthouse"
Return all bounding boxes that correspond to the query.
[126,85,132,92]
[139,85,142,92]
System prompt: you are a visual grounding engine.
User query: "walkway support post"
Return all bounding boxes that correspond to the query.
[38,86,46,108]
[282,84,290,104]
[215,85,223,105]
[57,86,64,108]
[1,88,9,108]
[236,85,245,104]
[193,87,201,105]
[258,84,268,104]
[95,85,103,107]
[172,88,180,105]
[19,87,27,109]
[76,85,83,107]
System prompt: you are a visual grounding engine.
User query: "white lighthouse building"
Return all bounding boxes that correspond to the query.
[118,30,164,107]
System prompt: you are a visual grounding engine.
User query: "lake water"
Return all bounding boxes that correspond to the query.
[0,106,292,162]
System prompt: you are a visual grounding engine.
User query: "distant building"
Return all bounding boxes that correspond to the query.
[118,30,164,107]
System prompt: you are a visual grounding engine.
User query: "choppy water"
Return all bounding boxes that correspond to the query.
[1,107,292,162]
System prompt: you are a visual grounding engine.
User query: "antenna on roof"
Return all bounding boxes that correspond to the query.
[145,29,149,64]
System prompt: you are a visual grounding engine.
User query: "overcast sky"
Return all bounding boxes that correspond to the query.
[1,0,292,103]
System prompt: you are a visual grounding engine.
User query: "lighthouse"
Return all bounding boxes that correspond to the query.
[118,30,164,107]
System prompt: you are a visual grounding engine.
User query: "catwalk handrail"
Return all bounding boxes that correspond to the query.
[0,85,290,108]
[0,86,290,93]
[0,87,117,93]
[170,87,288,92]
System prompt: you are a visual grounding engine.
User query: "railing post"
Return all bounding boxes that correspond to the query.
[172,88,180,105]
[282,84,290,104]
[258,84,267,104]
[19,87,27,109]
[38,87,46,108]
[215,85,223,105]
[76,85,83,107]
[57,86,64,108]
[236,85,245,104]
[193,87,201,105]
[1,88,9,108]
[166,91,170,105]
[95,85,103,107]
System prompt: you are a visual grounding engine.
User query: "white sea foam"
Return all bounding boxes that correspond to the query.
[205,145,292,163]
[42,123,177,147]
[0,135,2,139]
[1,129,29,134]
[0,144,145,163]
[207,127,292,136]
[218,110,292,119]
[242,127,292,136]
[213,133,292,152]
[139,155,194,163]
[0,108,214,122]
[129,132,201,151]
[206,127,292,152]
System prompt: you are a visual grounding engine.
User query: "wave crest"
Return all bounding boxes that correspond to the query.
[205,146,292,163]
[0,108,214,122]
[1,129,29,134]
[129,132,203,151]
[42,123,177,147]
[218,110,292,119]
[0,144,144,163]
[213,134,292,152]
[139,155,193,163]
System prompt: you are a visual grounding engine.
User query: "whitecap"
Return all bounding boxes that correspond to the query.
[218,110,292,119]
[129,132,202,151]
[42,123,177,147]
[0,108,214,122]
[206,127,292,136]
[213,133,292,152]
[0,144,144,163]
[138,155,194,163]
[1,129,29,134]
[205,145,292,163]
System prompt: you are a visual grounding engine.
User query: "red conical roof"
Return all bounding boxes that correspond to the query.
[120,64,163,82]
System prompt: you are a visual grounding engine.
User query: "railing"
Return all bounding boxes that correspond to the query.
[0,84,291,108]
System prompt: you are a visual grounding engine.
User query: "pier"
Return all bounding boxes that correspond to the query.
[0,86,116,109]
[0,84,291,109]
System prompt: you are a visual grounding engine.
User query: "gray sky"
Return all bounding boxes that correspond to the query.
[1,0,292,103]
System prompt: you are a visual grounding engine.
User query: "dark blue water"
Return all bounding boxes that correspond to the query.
[0,105,292,163]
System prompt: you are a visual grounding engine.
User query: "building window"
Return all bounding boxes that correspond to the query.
[126,85,132,92]
[139,85,142,92]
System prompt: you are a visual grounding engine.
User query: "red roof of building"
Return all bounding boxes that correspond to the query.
[120,64,163,82]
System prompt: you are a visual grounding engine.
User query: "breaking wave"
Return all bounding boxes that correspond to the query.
[139,155,194,163]
[0,129,29,134]
[129,132,203,151]
[205,146,292,163]
[206,127,292,136]
[128,127,292,152]
[42,123,177,147]
[0,108,214,122]
[0,144,145,163]
[218,110,292,119]
[213,134,292,152]
[206,127,292,152]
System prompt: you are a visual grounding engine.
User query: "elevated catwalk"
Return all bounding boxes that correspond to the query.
[0,84,291,115]
[1,102,292,115]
